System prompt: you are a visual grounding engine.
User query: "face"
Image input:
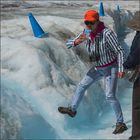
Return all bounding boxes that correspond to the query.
[84,20,99,32]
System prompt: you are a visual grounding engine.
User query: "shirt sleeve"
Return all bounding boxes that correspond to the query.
[106,29,125,72]
[123,46,140,69]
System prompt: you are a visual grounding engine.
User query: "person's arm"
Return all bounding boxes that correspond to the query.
[123,46,140,69]
[123,32,140,69]
[106,29,125,78]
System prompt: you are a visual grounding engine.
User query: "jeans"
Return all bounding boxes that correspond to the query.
[71,63,124,123]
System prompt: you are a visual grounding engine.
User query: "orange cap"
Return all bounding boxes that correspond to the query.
[84,10,99,21]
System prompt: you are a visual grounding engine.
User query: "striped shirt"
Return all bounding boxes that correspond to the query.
[75,27,124,72]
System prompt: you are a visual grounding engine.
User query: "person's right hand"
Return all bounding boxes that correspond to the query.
[74,34,87,45]
[66,33,87,49]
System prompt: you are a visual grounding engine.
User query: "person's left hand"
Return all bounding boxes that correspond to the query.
[117,72,125,78]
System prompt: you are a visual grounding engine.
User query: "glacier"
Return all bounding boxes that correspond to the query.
[1,1,139,139]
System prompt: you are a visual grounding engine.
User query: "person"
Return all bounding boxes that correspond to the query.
[58,10,127,134]
[123,11,140,140]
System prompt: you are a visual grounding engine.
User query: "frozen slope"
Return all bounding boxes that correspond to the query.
[1,7,137,140]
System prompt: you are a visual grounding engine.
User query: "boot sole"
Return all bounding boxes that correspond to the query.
[113,127,128,134]
[58,107,76,118]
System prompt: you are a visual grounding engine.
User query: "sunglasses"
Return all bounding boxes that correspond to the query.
[84,21,97,25]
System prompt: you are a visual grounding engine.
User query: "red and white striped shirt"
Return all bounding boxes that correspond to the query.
[75,27,125,72]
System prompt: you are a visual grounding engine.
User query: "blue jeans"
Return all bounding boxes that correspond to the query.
[71,63,124,123]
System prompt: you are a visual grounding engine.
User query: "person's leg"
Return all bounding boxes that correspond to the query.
[58,67,102,117]
[58,66,102,117]
[71,66,102,111]
[105,67,123,123]
[132,77,140,138]
[104,66,127,134]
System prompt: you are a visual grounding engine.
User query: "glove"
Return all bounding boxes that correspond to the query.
[66,39,75,49]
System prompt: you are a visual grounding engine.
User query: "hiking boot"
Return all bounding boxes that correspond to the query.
[58,106,77,117]
[113,122,128,134]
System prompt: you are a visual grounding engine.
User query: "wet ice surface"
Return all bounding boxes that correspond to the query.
[1,0,139,139]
